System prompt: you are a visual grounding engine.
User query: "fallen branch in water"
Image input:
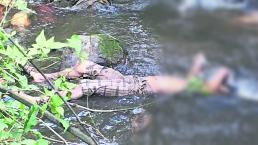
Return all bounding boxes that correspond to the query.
[68,102,153,113]
[38,118,68,145]
[0,86,96,145]
[43,136,72,144]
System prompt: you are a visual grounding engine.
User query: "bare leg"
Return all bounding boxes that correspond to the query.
[188,52,207,77]
[145,76,188,94]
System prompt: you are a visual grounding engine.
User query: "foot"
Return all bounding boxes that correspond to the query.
[207,67,232,93]
[189,52,208,77]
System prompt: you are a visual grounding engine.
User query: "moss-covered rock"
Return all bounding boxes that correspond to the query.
[97,34,124,63]
[61,34,125,69]
[71,0,111,9]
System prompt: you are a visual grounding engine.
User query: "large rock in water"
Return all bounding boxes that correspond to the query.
[51,0,115,12]
[61,34,125,69]
[71,0,116,12]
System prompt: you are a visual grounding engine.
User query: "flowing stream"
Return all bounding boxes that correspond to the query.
[22,0,258,144]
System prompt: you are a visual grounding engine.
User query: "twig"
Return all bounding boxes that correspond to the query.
[41,61,60,70]
[80,121,107,140]
[0,86,96,145]
[43,136,72,144]
[68,102,153,113]
[38,118,68,145]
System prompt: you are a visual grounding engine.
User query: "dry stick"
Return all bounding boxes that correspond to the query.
[0,86,96,145]
[41,61,60,70]
[38,118,68,145]
[80,121,107,140]
[84,96,107,140]
[43,136,72,144]
[5,35,97,144]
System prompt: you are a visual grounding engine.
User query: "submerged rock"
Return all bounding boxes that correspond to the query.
[50,0,74,8]
[61,34,125,69]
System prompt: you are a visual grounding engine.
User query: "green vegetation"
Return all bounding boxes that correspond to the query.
[186,77,210,96]
[0,0,85,144]
[98,34,124,63]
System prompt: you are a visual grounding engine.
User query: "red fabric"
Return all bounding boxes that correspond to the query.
[35,4,56,23]
[0,4,5,21]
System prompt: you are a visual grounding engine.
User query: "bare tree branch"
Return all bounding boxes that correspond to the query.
[0,86,96,145]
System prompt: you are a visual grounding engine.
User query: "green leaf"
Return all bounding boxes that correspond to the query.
[0,120,8,131]
[31,130,43,139]
[67,35,82,55]
[0,130,11,140]
[27,47,40,58]
[46,37,67,49]
[11,129,23,139]
[24,105,39,133]
[35,30,47,46]
[15,73,29,89]
[40,104,48,117]
[30,30,68,58]
[55,106,64,117]
[15,0,27,11]
[21,139,37,145]
[60,119,70,132]
[10,142,22,145]
[27,84,39,90]
[35,139,48,145]
[50,95,64,107]
[54,76,76,91]
[0,101,5,110]
[79,51,88,61]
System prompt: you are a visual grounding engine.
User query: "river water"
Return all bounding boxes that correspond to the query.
[23,0,258,144]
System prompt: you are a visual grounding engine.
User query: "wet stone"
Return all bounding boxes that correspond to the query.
[51,0,116,13]
[61,34,125,69]
[72,1,117,13]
